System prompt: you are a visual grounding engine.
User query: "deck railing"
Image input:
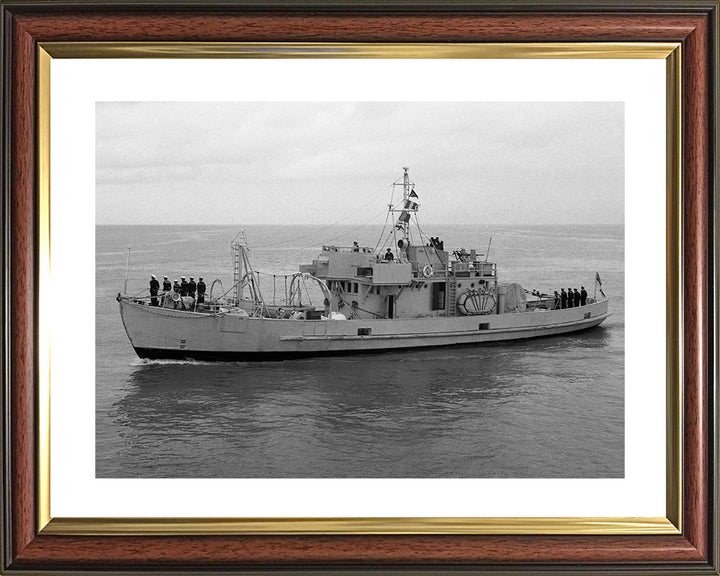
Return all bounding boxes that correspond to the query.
[450,261,497,277]
[322,245,374,254]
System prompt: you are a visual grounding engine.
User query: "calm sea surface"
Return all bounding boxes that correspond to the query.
[96,224,624,478]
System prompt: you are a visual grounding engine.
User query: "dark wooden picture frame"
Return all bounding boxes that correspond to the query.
[1,1,718,573]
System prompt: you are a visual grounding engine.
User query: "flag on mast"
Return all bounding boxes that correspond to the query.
[595,272,606,297]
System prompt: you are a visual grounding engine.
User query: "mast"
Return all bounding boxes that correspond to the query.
[389,167,418,256]
[402,166,411,214]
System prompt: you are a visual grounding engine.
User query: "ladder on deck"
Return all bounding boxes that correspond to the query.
[446,280,457,316]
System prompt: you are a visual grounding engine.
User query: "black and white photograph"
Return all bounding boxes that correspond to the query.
[7,1,720,571]
[96,101,624,480]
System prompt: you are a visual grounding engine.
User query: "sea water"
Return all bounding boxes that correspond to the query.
[96,224,624,478]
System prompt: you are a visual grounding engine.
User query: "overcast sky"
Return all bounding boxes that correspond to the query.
[96,102,623,226]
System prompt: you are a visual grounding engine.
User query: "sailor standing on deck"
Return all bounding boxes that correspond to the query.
[197,278,206,304]
[580,286,588,306]
[567,288,574,308]
[553,291,560,310]
[188,276,197,299]
[149,275,160,306]
[161,276,171,307]
[180,276,188,297]
[384,248,395,261]
[573,288,581,308]
[560,288,567,309]
[172,279,181,309]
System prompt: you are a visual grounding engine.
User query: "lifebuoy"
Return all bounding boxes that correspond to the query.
[456,291,471,316]
[422,264,434,278]
[172,292,181,302]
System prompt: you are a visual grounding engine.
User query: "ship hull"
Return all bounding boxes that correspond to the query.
[119,298,611,361]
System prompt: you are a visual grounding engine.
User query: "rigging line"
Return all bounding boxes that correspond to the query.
[374,179,397,252]
[302,277,314,306]
[320,206,390,246]
[412,214,432,262]
[378,228,395,252]
[374,205,392,252]
[259,182,395,249]
[217,282,236,300]
[337,295,384,318]
[413,214,444,265]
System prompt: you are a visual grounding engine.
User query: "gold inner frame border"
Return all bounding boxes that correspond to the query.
[36,41,682,536]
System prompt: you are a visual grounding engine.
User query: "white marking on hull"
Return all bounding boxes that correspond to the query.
[280,315,610,341]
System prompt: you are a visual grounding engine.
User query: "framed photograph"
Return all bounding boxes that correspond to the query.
[1,1,717,574]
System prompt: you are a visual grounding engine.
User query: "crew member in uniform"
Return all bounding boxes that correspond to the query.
[149,275,159,306]
[161,276,171,307]
[172,279,181,309]
[197,277,206,304]
[580,286,587,306]
[384,248,395,261]
[567,287,574,308]
[573,288,581,307]
[553,290,560,310]
[188,276,197,299]
[180,276,188,297]
[560,288,567,309]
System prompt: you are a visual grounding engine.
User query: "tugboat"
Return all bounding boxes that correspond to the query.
[117,168,611,360]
